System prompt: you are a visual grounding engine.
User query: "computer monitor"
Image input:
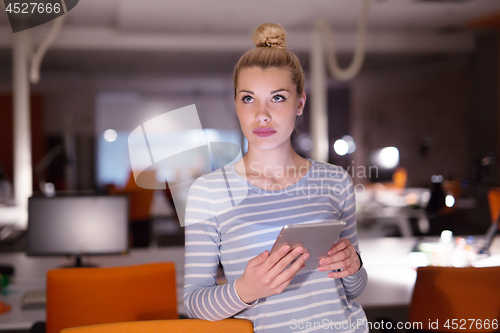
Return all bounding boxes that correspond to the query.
[27,195,129,267]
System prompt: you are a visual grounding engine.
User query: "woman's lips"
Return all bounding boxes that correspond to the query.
[253,128,276,137]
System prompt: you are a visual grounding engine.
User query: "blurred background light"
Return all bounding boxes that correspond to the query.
[342,135,357,154]
[334,139,349,156]
[104,129,118,142]
[298,135,313,152]
[445,195,455,208]
[43,182,55,197]
[378,147,399,168]
[431,175,443,183]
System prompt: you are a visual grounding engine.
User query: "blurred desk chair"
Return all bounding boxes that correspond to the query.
[408,266,500,332]
[374,167,407,192]
[44,263,177,333]
[392,167,408,190]
[110,171,156,247]
[60,319,254,333]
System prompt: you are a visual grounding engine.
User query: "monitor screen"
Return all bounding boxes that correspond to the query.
[27,195,129,257]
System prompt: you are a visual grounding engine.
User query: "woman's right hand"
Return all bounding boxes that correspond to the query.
[234,245,309,304]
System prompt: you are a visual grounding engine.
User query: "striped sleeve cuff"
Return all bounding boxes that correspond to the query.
[185,280,259,320]
[232,277,260,307]
[342,266,365,283]
[341,266,368,299]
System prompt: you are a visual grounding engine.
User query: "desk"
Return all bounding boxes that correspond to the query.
[0,237,498,331]
[357,236,500,308]
[0,206,25,228]
[357,237,418,308]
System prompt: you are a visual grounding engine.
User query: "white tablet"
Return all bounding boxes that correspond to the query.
[270,221,346,271]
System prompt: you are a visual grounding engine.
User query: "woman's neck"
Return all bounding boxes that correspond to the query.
[237,147,309,181]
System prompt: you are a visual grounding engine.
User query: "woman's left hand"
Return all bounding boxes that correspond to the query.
[317,238,360,278]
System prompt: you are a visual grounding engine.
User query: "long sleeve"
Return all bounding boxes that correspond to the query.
[183,176,254,320]
[183,160,368,332]
[337,171,368,299]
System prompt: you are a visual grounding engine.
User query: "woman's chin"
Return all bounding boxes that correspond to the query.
[248,141,289,152]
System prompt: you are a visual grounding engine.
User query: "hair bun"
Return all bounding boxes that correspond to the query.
[252,23,287,49]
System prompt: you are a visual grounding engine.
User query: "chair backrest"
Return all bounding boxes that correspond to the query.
[60,319,254,333]
[47,262,177,333]
[408,266,500,332]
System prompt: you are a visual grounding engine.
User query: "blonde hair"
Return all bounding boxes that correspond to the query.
[233,23,305,99]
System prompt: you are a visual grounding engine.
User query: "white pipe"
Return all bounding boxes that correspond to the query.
[13,30,32,229]
[310,27,329,163]
[30,15,65,84]
[308,0,370,163]
[317,0,371,81]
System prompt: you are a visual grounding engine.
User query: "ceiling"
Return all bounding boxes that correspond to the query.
[0,0,498,78]
[1,0,499,33]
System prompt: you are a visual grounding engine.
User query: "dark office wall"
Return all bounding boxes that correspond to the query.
[0,94,46,190]
[470,31,499,186]
[0,96,14,182]
[291,86,351,165]
[44,89,96,190]
[351,56,472,187]
[328,87,351,166]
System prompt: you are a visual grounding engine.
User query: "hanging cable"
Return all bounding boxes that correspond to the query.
[316,0,371,81]
[30,15,65,84]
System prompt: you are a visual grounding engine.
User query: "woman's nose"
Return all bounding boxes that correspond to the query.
[255,105,271,123]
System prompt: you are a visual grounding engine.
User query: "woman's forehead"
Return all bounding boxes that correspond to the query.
[237,67,294,89]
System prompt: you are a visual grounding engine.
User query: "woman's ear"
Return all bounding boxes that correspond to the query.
[297,91,306,115]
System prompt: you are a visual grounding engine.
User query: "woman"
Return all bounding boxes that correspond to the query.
[183,23,368,332]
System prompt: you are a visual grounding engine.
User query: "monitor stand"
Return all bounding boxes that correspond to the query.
[60,256,99,268]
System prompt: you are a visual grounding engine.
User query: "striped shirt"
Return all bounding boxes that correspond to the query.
[183,158,368,333]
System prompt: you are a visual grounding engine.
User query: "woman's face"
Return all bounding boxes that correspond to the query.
[235,66,306,152]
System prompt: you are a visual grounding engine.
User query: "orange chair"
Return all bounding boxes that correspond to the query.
[408,266,500,332]
[46,263,177,333]
[392,167,408,190]
[60,319,254,333]
[109,171,156,247]
[376,167,408,192]
[487,188,500,224]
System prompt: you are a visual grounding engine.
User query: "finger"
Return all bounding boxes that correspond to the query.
[270,246,305,274]
[327,238,350,256]
[318,258,351,272]
[260,244,292,271]
[269,246,306,277]
[327,238,347,254]
[326,265,358,279]
[287,252,309,274]
[270,265,300,294]
[322,253,359,273]
[248,250,269,268]
[274,252,310,286]
[324,247,355,265]
[319,253,357,272]
[275,261,307,292]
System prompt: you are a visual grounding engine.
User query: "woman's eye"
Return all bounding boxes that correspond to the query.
[273,95,286,102]
[242,96,253,103]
